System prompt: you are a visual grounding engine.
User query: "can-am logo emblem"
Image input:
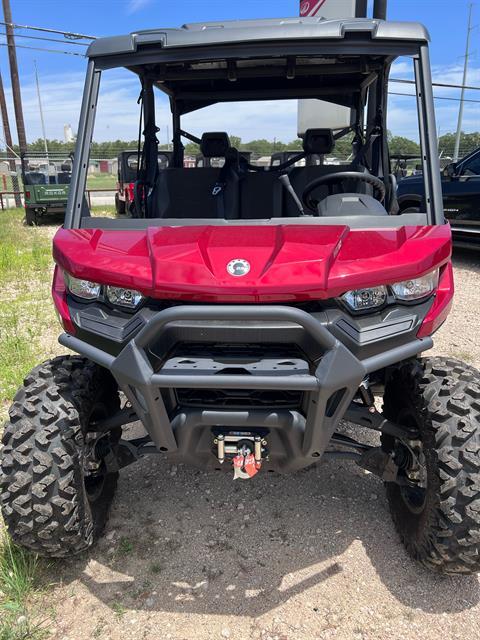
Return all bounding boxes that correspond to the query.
[300,0,327,17]
[227,259,251,277]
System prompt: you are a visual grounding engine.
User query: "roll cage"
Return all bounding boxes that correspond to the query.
[65,17,443,229]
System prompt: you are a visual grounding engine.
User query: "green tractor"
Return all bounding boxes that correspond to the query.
[21,152,73,226]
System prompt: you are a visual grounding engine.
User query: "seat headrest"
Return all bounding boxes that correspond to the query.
[303,129,335,155]
[200,132,231,158]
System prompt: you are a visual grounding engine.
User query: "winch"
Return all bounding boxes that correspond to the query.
[213,432,267,479]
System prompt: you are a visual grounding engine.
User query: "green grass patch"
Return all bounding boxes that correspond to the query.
[0,209,56,413]
[0,206,116,417]
[86,173,117,190]
[0,210,51,285]
[0,534,48,640]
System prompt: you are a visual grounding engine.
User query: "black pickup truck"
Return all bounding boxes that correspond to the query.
[397,147,480,248]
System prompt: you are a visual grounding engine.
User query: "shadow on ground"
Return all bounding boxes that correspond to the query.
[452,245,479,270]
[52,451,480,619]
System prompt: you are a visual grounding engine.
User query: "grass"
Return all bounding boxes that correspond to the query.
[0,206,115,418]
[0,207,114,638]
[111,602,127,619]
[0,209,54,637]
[86,173,117,190]
[118,537,134,556]
[149,562,163,575]
[0,534,47,640]
[0,209,57,416]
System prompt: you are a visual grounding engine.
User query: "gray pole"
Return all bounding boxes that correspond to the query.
[34,60,48,157]
[453,3,473,162]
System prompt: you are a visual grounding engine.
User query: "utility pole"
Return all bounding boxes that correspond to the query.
[453,3,474,162]
[2,0,28,156]
[0,68,21,205]
[34,60,48,157]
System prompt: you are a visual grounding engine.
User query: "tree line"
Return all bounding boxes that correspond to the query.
[3,131,479,159]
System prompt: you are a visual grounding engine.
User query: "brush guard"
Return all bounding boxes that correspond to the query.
[60,305,432,473]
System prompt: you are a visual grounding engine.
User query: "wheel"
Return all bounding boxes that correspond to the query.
[0,356,120,558]
[25,208,37,226]
[382,357,480,574]
[115,193,126,215]
[402,206,421,214]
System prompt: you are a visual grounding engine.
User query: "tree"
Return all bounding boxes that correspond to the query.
[3,131,477,162]
[388,136,420,156]
[438,132,480,158]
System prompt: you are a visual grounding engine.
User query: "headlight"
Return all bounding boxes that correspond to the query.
[342,286,388,311]
[64,272,145,309]
[64,272,101,300]
[391,270,439,301]
[105,285,144,309]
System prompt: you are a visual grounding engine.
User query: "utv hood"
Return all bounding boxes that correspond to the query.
[53,224,451,303]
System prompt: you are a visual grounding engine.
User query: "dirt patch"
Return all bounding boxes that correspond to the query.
[36,247,480,640]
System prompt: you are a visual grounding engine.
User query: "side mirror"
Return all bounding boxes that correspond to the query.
[444,163,457,178]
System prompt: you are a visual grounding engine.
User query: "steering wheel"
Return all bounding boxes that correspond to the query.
[302,171,386,213]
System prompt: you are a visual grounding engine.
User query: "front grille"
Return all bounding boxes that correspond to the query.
[177,387,303,409]
[163,342,309,410]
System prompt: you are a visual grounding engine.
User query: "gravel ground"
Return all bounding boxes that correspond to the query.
[32,247,480,639]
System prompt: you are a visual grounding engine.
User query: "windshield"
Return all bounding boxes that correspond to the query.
[22,156,73,186]
[66,40,443,228]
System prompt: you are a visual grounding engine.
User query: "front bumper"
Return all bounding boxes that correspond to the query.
[60,305,432,472]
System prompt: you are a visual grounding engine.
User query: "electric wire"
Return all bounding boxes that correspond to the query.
[389,91,480,104]
[0,30,88,46]
[0,20,96,40]
[390,78,480,91]
[0,42,85,57]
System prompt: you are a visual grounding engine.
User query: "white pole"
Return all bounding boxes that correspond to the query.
[34,59,48,158]
[453,4,473,162]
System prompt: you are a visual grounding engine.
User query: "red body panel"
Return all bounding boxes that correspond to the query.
[417,261,454,338]
[117,182,135,204]
[53,224,452,306]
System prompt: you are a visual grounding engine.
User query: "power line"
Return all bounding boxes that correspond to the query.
[0,41,85,57]
[390,78,480,91]
[0,30,88,46]
[0,20,96,40]
[389,91,480,104]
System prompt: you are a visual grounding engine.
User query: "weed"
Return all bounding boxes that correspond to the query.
[111,602,127,618]
[118,538,134,556]
[0,536,38,606]
[149,562,163,575]
[92,618,106,638]
[0,534,46,640]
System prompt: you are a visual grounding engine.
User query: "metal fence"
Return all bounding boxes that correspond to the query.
[0,189,117,211]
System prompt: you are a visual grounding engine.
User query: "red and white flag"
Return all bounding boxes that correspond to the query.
[299,0,327,17]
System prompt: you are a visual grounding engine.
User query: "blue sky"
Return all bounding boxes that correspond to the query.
[1,0,478,146]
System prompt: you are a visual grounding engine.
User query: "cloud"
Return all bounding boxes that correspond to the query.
[127,0,152,14]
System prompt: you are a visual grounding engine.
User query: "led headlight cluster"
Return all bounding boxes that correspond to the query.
[342,286,387,311]
[64,272,144,310]
[391,271,439,301]
[63,273,101,300]
[341,269,439,312]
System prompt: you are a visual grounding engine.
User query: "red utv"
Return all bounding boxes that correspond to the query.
[2,14,480,575]
[115,150,173,216]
